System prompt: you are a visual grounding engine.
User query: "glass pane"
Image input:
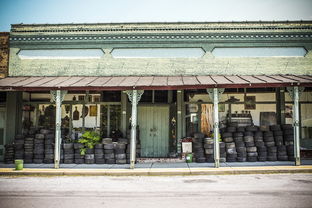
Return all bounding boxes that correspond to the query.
[18,49,104,59]
[185,104,199,137]
[102,91,121,102]
[212,47,307,57]
[110,105,122,137]
[154,90,168,103]
[140,90,153,103]
[111,48,205,58]
[0,129,3,145]
[101,105,108,137]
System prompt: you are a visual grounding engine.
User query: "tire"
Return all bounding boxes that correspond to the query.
[115,149,126,154]
[226,148,237,154]
[85,159,95,164]
[104,144,114,150]
[246,146,257,152]
[223,137,234,143]
[244,131,254,137]
[194,132,205,139]
[270,125,281,131]
[94,149,104,154]
[74,143,84,149]
[35,134,45,139]
[94,144,103,149]
[74,154,84,159]
[234,137,243,142]
[104,149,114,154]
[267,146,277,153]
[63,143,74,149]
[116,159,127,164]
[277,155,288,161]
[264,131,273,137]
[274,131,283,136]
[106,159,116,164]
[33,159,43,164]
[254,131,263,137]
[104,153,115,159]
[237,157,247,162]
[258,156,267,161]
[117,138,128,144]
[260,125,270,132]
[236,146,246,152]
[247,152,258,157]
[115,154,126,160]
[204,143,214,149]
[264,136,274,142]
[75,159,84,164]
[233,132,244,137]
[102,138,112,144]
[196,157,206,163]
[255,141,265,147]
[244,136,254,143]
[246,126,258,132]
[205,149,214,155]
[222,132,233,138]
[85,154,94,160]
[282,124,292,130]
[227,126,237,133]
[237,127,245,132]
[95,158,106,164]
[235,141,245,148]
[247,156,257,162]
[116,143,126,150]
[245,142,255,147]
[267,156,277,161]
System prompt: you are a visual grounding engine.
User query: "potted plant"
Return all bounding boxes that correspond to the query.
[78,131,101,155]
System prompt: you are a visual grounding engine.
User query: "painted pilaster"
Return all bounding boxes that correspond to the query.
[207,88,224,168]
[126,90,144,169]
[50,90,67,169]
[287,86,304,166]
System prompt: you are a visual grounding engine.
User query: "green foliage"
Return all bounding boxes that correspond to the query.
[78,131,101,155]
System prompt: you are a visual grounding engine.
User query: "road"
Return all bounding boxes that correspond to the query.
[0,174,311,208]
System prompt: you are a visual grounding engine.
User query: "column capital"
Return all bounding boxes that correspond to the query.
[126,90,144,104]
[207,88,224,101]
[50,90,67,103]
[286,86,305,101]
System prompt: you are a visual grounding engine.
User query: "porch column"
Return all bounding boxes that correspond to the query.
[207,88,224,168]
[50,90,67,169]
[176,90,184,154]
[126,90,144,169]
[287,86,304,166]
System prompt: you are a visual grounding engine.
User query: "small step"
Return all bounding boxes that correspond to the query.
[137,158,184,163]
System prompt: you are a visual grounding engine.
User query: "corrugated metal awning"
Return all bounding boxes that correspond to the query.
[0,75,311,91]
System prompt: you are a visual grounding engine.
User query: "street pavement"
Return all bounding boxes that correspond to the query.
[0,174,311,208]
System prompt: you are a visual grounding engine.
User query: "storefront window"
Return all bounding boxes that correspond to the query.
[101,105,122,138]
[185,104,199,136]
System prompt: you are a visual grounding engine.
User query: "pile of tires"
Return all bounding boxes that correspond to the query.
[63,143,74,164]
[223,126,237,162]
[94,143,104,164]
[192,133,206,163]
[24,137,34,163]
[33,132,45,164]
[44,133,55,164]
[14,135,24,160]
[282,124,295,161]
[74,143,84,164]
[4,144,14,164]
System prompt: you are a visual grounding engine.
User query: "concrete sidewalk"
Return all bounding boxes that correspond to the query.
[0,160,312,176]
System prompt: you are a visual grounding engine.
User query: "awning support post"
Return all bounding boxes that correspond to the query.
[126,90,144,169]
[50,90,67,169]
[287,86,304,166]
[207,88,224,168]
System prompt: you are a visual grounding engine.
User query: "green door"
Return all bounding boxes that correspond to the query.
[138,106,169,157]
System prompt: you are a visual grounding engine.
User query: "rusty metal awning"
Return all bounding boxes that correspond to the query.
[0,75,311,91]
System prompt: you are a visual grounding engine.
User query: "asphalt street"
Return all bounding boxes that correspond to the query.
[0,174,311,208]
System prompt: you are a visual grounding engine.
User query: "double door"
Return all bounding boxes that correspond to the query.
[138,106,169,157]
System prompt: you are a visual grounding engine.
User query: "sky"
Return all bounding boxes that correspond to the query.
[0,0,312,31]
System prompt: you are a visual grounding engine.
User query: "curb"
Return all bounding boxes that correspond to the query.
[0,166,312,177]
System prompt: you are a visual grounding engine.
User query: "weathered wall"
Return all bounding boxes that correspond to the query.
[8,48,312,76]
[8,22,312,76]
[0,33,9,78]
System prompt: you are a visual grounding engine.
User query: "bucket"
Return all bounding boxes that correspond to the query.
[186,153,193,163]
[15,160,23,171]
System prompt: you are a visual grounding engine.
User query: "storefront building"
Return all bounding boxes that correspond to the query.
[0,22,311,168]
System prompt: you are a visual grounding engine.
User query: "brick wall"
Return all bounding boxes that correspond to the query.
[0,32,9,78]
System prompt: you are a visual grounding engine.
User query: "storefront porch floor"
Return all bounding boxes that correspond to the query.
[0,160,312,169]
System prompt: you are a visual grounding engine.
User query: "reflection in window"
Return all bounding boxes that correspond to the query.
[212,47,307,57]
[18,49,104,59]
[111,48,205,58]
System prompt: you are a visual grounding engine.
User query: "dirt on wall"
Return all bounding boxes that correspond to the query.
[0,32,9,78]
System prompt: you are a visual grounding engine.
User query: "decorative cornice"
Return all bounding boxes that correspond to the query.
[9,33,312,43]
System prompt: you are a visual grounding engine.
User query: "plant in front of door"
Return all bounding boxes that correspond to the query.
[78,131,101,155]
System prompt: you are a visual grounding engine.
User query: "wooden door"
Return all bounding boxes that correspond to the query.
[138,106,169,157]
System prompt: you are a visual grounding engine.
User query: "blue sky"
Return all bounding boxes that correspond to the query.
[0,0,312,31]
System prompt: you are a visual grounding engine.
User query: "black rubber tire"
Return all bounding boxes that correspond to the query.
[255,141,265,147]
[205,149,214,155]
[115,149,126,154]
[258,156,267,161]
[267,146,277,153]
[106,159,116,164]
[235,141,245,147]
[194,132,205,139]
[63,143,74,149]
[245,142,255,147]
[244,136,254,143]
[247,152,258,157]
[35,134,45,139]
[104,144,114,150]
[237,127,245,132]
[267,156,277,161]
[102,138,113,144]
[74,159,85,164]
[247,156,257,162]
[282,124,293,130]
[244,131,254,137]
[246,146,257,152]
[104,153,115,159]
[223,137,234,143]
[94,149,104,154]
[104,149,114,154]
[233,132,244,137]
[234,137,243,142]
[117,138,128,144]
[95,158,106,164]
[222,132,233,138]
[116,159,127,164]
[236,157,247,162]
[270,125,281,131]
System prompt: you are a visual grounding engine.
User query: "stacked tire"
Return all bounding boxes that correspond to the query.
[33,133,45,163]
[44,134,54,164]
[4,144,14,164]
[94,144,105,164]
[103,138,115,164]
[84,148,95,164]
[204,138,214,162]
[233,131,246,162]
[192,133,206,163]
[222,127,237,162]
[63,143,74,164]
[263,130,276,161]
[74,143,84,164]
[283,124,295,161]
[115,138,127,164]
[254,131,266,161]
[24,137,34,163]
[14,135,24,160]
[126,143,141,164]
[245,126,259,162]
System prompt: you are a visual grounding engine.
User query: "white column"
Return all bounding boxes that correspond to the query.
[213,88,220,168]
[130,90,138,169]
[126,90,144,169]
[51,90,67,169]
[293,86,300,166]
[54,90,62,169]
